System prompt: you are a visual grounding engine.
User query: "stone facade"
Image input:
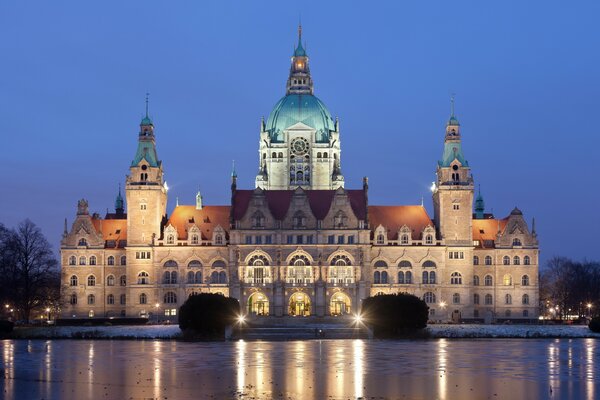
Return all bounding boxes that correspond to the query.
[60,28,539,322]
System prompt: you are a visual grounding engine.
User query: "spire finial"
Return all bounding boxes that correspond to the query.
[450,93,456,118]
[231,159,237,178]
[176,196,179,207]
[145,92,150,118]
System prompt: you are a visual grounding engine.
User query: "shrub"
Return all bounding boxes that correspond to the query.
[361,293,428,338]
[589,317,600,333]
[179,293,240,339]
[0,320,14,335]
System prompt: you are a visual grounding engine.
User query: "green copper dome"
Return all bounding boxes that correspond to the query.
[140,116,153,126]
[265,94,334,143]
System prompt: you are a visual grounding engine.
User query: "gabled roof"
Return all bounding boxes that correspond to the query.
[232,189,367,221]
[368,205,433,240]
[472,217,508,247]
[91,218,127,248]
[166,205,230,240]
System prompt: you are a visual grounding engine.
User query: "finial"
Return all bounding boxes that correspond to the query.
[298,21,302,42]
[450,93,456,118]
[63,218,68,236]
[532,217,536,234]
[420,196,424,207]
[145,92,150,118]
[231,160,237,178]
[176,197,179,207]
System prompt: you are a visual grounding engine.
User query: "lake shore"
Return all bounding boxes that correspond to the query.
[4,323,599,340]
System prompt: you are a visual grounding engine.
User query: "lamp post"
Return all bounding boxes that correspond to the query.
[587,303,593,318]
[154,303,160,324]
[439,301,447,323]
[46,307,51,323]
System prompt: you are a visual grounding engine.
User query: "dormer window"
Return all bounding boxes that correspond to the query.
[293,211,306,229]
[334,211,348,229]
[191,234,199,245]
[167,235,175,245]
[252,212,265,228]
[215,235,223,245]
[401,234,409,245]
[78,238,87,246]
[425,235,433,245]
[512,238,522,246]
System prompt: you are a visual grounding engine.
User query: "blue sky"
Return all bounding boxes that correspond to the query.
[0,1,598,264]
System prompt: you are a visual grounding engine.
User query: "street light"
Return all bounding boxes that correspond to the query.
[46,307,51,322]
[154,303,160,324]
[587,303,593,317]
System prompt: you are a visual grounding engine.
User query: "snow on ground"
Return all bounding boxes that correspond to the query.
[427,324,600,338]
[8,323,600,339]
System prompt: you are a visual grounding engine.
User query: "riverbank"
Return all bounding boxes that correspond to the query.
[4,323,599,340]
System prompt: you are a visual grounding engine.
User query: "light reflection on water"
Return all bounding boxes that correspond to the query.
[0,338,597,400]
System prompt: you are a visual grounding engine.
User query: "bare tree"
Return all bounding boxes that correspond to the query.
[0,220,59,322]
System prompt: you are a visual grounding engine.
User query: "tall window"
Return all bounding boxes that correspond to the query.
[473,293,480,305]
[137,271,149,285]
[397,271,405,284]
[473,275,480,286]
[373,271,380,284]
[376,234,384,245]
[79,256,86,265]
[70,293,77,305]
[521,275,530,286]
[405,271,412,284]
[425,235,433,245]
[485,256,492,266]
[484,294,493,305]
[164,292,177,304]
[252,212,265,228]
[287,254,312,285]
[400,234,409,245]
[484,275,493,286]
[473,256,479,265]
[522,294,530,305]
[328,255,353,285]
[453,293,460,304]
[87,294,95,305]
[107,256,115,265]
[107,294,115,305]
[120,294,126,305]
[503,274,512,286]
[524,255,531,265]
[513,256,520,265]
[139,293,147,304]
[450,272,462,285]
[106,275,115,286]
[293,211,306,228]
[167,235,175,245]
[422,271,435,284]
[89,256,97,265]
[505,294,512,304]
[120,255,127,266]
[69,256,76,265]
[87,275,96,286]
[119,275,126,286]
[163,271,177,284]
[423,292,436,304]
[191,234,199,245]
[215,235,223,245]
[503,256,510,265]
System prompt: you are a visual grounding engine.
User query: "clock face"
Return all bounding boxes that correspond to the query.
[291,138,309,155]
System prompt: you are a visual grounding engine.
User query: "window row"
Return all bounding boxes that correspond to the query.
[473,293,530,305]
[165,233,224,245]
[69,274,127,287]
[472,274,531,286]
[473,255,532,266]
[162,260,225,269]
[375,234,434,245]
[373,260,437,269]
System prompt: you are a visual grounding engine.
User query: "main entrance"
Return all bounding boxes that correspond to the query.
[289,292,311,316]
[330,292,351,316]
[248,292,269,316]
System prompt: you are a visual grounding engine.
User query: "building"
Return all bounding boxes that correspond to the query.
[60,27,539,322]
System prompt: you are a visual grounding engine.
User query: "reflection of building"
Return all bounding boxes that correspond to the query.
[60,26,539,322]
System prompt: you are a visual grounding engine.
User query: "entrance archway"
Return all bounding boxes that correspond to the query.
[248,292,269,316]
[289,292,311,316]
[330,292,352,316]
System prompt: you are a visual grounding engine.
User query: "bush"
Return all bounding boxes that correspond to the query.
[178,293,240,339]
[589,317,600,333]
[0,320,14,334]
[361,293,428,338]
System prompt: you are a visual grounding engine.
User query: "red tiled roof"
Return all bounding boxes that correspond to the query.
[472,217,508,246]
[91,218,127,248]
[166,205,230,240]
[264,191,294,219]
[368,205,433,240]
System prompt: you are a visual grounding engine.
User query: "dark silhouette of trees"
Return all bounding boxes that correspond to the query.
[361,293,428,338]
[179,293,240,339]
[0,220,60,322]
[541,257,600,319]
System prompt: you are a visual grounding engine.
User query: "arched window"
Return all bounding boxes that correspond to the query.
[422,260,437,268]
[381,271,388,283]
[429,271,436,284]
[120,294,126,305]
[523,310,529,317]
[473,275,480,286]
[453,293,460,304]
[107,256,115,265]
[120,255,127,266]
[521,275,530,286]
[522,294,530,305]
[87,294,95,305]
[323,152,328,158]
[373,271,381,284]
[405,271,412,284]
[69,256,76,265]
[89,256,97,265]
[139,293,147,304]
[422,271,429,284]
[503,274,512,286]
[164,292,177,304]
[187,271,194,284]
[397,271,405,284]
[524,255,531,265]
[119,275,126,286]
[70,293,77,305]
[401,234,409,245]
[484,294,493,305]
[484,275,493,286]
[137,271,149,285]
[317,152,322,158]
[191,234,199,245]
[374,260,388,268]
[505,294,512,304]
[512,238,522,246]
[423,292,436,304]
[485,256,492,265]
[106,275,115,286]
[167,235,175,245]
[70,275,78,286]
[87,275,96,286]
[450,272,462,285]
[164,260,178,268]
[195,271,203,284]
[278,152,283,158]
[473,293,480,305]
[212,260,227,269]
[188,260,202,268]
[78,238,87,246]
[513,256,520,265]
[79,256,86,265]
[376,234,385,245]
[219,271,227,284]
[425,235,433,245]
[473,255,479,265]
[163,271,177,284]
[107,294,115,305]
[398,260,412,268]
[210,271,219,283]
[503,256,510,265]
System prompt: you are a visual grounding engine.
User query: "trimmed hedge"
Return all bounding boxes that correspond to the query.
[589,317,600,333]
[178,293,240,339]
[55,318,149,326]
[361,293,428,338]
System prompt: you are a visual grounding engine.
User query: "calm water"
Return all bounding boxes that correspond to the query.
[0,338,597,400]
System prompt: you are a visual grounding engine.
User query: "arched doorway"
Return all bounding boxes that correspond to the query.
[330,292,352,316]
[248,292,269,316]
[289,292,311,316]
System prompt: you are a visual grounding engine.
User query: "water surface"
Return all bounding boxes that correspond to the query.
[1,339,597,399]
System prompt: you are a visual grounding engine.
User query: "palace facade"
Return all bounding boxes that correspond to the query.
[60,27,539,322]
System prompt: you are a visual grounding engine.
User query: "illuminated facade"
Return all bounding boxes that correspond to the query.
[60,27,539,322]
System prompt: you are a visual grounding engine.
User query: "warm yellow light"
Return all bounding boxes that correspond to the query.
[354,314,363,324]
[297,62,303,69]
[430,182,436,193]
[587,303,593,309]
[46,308,50,312]
[238,314,246,324]
[439,301,447,308]
[154,303,160,308]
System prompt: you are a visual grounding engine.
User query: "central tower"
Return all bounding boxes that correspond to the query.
[255,25,344,190]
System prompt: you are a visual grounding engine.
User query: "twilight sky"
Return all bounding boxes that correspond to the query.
[0,1,598,265]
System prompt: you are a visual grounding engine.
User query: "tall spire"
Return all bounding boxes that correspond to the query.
[475,185,485,219]
[115,183,124,216]
[287,25,313,95]
[447,94,460,127]
[141,93,153,127]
